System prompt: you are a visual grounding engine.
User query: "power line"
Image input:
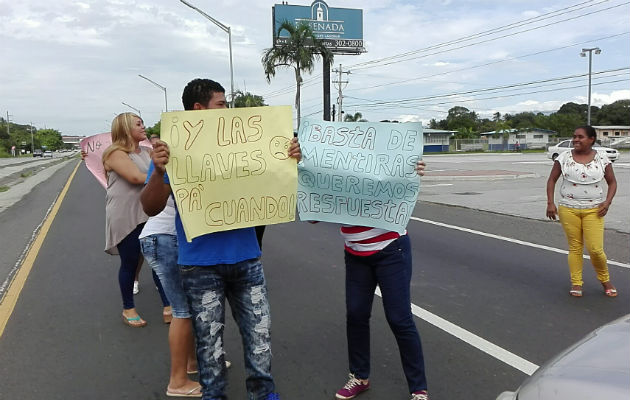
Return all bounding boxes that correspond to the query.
[345,68,629,107]
[348,0,612,69]
[347,78,629,111]
[349,1,630,71]
[261,0,628,100]
[347,31,630,92]
[343,69,629,109]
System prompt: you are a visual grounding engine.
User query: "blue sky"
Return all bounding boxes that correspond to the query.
[1,0,628,136]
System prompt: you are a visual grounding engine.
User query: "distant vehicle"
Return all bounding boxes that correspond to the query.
[497,314,630,400]
[33,149,43,157]
[547,139,619,162]
[43,150,53,158]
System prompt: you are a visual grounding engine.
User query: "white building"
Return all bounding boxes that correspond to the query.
[593,126,630,147]
[479,128,556,151]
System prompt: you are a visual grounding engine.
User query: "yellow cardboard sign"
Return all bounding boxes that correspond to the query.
[160,106,297,241]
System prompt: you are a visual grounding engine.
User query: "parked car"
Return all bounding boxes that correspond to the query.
[43,150,53,158]
[33,149,43,157]
[497,314,630,400]
[547,139,619,161]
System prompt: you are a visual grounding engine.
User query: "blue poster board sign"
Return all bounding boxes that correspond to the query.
[297,119,423,233]
[273,1,365,54]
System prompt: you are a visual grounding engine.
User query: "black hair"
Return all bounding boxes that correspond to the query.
[575,125,597,140]
[182,79,225,111]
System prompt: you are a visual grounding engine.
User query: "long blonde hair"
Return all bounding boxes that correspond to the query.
[102,112,142,165]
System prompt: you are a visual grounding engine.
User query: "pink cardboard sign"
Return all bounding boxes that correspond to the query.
[80,133,152,188]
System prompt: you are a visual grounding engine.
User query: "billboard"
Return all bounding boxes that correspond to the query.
[273,1,365,54]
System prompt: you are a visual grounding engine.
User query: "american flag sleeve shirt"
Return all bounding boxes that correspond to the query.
[340,225,407,256]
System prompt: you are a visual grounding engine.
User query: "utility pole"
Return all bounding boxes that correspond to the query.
[5,111,11,137]
[30,122,34,154]
[323,55,331,121]
[332,64,350,122]
[580,47,601,125]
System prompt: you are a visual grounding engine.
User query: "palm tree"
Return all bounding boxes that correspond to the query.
[233,90,266,108]
[261,20,333,129]
[344,112,367,122]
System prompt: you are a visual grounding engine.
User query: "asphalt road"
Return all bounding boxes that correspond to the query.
[0,157,628,400]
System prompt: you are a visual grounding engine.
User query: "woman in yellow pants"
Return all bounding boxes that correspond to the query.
[546,125,618,297]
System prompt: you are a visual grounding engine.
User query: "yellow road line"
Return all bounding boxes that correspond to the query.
[0,160,81,339]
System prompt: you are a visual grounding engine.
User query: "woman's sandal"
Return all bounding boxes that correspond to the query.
[166,385,202,398]
[602,283,618,297]
[569,286,583,297]
[122,313,147,327]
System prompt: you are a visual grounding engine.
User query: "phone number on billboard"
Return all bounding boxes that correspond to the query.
[329,39,363,47]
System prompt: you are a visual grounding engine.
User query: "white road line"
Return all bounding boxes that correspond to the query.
[374,288,539,375]
[422,183,453,187]
[410,217,630,269]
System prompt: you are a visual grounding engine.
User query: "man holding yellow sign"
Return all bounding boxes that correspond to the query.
[141,78,300,400]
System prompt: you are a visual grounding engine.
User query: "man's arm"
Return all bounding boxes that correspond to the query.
[140,140,172,216]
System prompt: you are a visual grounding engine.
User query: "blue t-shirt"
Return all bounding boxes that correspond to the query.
[146,162,261,266]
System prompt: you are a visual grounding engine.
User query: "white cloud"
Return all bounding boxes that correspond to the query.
[0,0,628,135]
[592,90,630,106]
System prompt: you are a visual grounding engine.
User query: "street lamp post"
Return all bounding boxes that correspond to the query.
[138,74,168,112]
[121,102,141,117]
[580,47,601,126]
[180,0,235,107]
[30,122,34,154]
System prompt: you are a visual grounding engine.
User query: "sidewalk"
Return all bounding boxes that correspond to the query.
[0,157,79,214]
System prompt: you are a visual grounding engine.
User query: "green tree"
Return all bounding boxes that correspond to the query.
[455,126,476,138]
[146,121,161,138]
[262,20,333,129]
[343,112,367,122]
[37,129,64,150]
[547,113,583,137]
[445,106,478,133]
[556,102,587,115]
[233,90,266,108]
[595,99,630,125]
[428,118,442,129]
[504,112,540,129]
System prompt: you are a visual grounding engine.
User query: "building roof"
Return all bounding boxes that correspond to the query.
[592,126,630,129]
[423,128,458,135]
[479,128,556,136]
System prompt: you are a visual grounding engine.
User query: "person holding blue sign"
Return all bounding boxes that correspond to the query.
[141,78,301,400]
[333,160,429,400]
[296,119,429,400]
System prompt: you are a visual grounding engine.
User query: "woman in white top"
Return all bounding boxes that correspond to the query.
[140,196,203,397]
[546,125,618,297]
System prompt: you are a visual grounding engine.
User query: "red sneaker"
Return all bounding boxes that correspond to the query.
[335,373,370,399]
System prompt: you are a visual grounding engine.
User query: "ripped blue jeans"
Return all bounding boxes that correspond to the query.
[180,258,274,400]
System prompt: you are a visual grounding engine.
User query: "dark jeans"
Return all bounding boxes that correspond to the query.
[117,223,169,309]
[344,235,428,393]
[255,225,266,250]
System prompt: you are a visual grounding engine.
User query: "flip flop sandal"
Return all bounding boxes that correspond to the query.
[122,314,147,327]
[569,288,583,297]
[604,288,618,297]
[166,385,202,398]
